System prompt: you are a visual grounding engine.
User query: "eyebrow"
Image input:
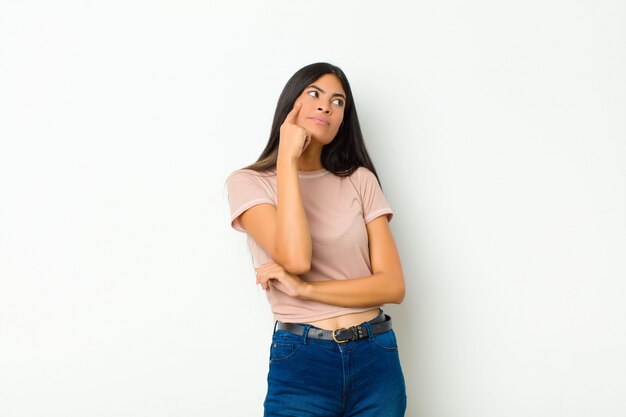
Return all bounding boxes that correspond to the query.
[307,84,346,100]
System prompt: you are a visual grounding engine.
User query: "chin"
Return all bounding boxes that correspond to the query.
[311,134,336,146]
[311,129,339,143]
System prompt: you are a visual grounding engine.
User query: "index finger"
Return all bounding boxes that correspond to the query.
[284,101,302,124]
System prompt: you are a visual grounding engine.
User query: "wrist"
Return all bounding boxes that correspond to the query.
[277,155,299,169]
[298,281,314,300]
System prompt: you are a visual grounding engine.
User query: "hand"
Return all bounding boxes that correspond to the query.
[255,262,309,298]
[278,101,311,161]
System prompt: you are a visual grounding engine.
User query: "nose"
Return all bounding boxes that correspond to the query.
[317,103,331,114]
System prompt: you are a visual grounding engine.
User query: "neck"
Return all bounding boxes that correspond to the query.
[297,142,324,171]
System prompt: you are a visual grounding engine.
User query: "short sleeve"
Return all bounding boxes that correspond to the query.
[226,169,276,232]
[356,167,394,224]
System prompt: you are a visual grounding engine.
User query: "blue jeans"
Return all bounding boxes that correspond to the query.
[263,315,407,416]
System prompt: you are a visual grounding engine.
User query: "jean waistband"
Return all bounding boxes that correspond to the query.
[275,310,392,344]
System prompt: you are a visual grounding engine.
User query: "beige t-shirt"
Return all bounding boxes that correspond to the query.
[226,166,394,323]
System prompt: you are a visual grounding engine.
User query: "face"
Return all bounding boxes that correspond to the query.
[295,73,346,145]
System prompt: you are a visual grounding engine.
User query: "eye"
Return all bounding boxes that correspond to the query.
[307,90,319,98]
[332,98,345,107]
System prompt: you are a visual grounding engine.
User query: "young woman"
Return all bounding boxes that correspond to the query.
[226,62,407,416]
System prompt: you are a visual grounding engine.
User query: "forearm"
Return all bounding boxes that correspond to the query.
[274,157,312,273]
[300,271,405,307]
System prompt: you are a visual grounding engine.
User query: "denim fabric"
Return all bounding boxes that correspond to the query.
[263,317,407,417]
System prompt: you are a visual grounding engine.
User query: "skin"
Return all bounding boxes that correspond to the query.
[242,74,405,331]
[290,73,347,170]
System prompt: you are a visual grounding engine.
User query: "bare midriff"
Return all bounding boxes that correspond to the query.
[303,308,381,330]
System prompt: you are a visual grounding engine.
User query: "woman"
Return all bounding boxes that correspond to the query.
[226,62,407,416]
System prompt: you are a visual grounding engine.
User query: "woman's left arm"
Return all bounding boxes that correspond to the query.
[256,215,405,307]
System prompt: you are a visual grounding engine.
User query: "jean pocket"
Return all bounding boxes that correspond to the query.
[269,332,303,362]
[373,329,399,352]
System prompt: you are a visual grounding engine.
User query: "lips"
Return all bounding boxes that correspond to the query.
[308,117,330,126]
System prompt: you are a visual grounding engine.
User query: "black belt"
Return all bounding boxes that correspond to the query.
[275,310,392,344]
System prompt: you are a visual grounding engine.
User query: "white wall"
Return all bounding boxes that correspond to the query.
[1,0,624,416]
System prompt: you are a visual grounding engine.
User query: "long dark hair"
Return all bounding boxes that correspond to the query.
[243,62,381,184]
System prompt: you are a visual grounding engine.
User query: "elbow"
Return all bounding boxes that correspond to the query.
[282,259,311,275]
[394,285,406,304]
[274,248,311,274]
[277,257,311,275]
[390,272,406,304]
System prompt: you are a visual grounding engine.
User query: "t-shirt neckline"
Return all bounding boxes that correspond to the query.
[297,168,330,179]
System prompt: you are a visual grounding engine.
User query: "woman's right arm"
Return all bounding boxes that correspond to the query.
[239,102,312,274]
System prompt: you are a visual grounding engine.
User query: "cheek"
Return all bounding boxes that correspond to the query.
[295,113,307,126]
[296,102,313,124]
[334,114,345,129]
[295,102,313,125]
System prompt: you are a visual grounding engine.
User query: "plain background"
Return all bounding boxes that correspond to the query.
[1,0,625,416]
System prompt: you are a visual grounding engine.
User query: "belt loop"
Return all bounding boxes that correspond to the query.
[363,321,375,341]
[301,324,311,344]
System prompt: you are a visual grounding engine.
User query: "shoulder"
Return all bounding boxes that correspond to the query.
[352,166,375,177]
[226,168,276,185]
[227,168,275,180]
[349,166,379,186]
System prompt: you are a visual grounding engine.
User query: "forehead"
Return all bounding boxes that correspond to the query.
[307,74,345,95]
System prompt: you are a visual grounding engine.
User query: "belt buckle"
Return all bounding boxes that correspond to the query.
[332,328,349,344]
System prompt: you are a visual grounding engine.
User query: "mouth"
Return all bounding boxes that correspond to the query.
[309,117,330,126]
